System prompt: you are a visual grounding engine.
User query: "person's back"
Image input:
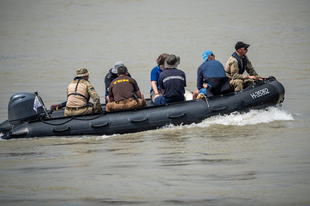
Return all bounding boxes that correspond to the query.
[104,61,131,103]
[67,78,90,107]
[105,66,146,112]
[193,51,230,99]
[65,68,102,116]
[201,60,226,76]
[197,59,226,89]
[110,75,138,102]
[155,55,186,105]
[159,68,186,98]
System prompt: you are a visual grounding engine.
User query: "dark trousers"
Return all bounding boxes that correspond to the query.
[154,95,185,105]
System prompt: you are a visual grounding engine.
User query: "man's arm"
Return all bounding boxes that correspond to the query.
[107,83,114,102]
[197,67,203,89]
[135,90,142,98]
[151,81,160,94]
[87,83,102,112]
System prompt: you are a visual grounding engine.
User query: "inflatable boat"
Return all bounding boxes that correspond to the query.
[0,77,285,139]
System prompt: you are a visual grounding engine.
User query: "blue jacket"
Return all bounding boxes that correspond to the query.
[196,60,226,90]
[150,65,162,94]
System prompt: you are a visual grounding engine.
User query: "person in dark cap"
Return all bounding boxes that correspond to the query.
[154,54,187,105]
[104,61,131,103]
[224,41,262,91]
[65,68,102,116]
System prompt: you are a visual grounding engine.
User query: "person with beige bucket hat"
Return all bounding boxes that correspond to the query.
[65,68,102,116]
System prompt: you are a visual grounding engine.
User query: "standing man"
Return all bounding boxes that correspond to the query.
[154,54,187,105]
[105,66,146,112]
[225,41,262,91]
[193,50,230,99]
[65,68,102,116]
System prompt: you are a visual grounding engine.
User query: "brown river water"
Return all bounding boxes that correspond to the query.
[0,0,310,205]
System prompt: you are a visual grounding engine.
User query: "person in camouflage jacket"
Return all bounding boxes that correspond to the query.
[224,41,262,91]
[65,68,102,116]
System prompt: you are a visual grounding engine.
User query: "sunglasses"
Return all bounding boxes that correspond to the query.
[211,53,215,57]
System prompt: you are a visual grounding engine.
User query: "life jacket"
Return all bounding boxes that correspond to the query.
[67,78,90,107]
[232,52,247,74]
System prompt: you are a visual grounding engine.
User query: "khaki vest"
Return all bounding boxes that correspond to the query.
[66,79,89,108]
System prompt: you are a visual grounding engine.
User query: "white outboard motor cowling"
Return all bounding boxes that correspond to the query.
[8,93,45,126]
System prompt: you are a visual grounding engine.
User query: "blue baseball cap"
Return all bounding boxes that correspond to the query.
[202,50,213,62]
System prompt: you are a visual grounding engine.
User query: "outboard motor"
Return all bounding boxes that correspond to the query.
[8,92,47,126]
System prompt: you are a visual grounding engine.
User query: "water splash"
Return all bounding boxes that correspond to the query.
[160,107,293,131]
[196,107,293,127]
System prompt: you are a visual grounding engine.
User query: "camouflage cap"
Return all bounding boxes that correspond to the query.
[76,68,90,77]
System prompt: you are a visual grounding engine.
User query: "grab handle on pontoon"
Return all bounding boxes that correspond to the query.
[169,113,186,119]
[91,122,109,128]
[53,126,70,132]
[130,117,149,123]
[212,106,227,112]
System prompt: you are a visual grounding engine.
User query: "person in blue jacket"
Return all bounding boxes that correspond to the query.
[193,50,231,99]
[150,53,169,103]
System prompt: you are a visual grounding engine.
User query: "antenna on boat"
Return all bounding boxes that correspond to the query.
[34,92,51,119]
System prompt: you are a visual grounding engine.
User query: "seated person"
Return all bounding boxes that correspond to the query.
[193,50,230,99]
[224,41,262,91]
[154,54,187,105]
[104,61,131,103]
[105,66,147,112]
[65,68,102,116]
[150,53,169,103]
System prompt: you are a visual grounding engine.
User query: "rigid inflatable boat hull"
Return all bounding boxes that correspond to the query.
[3,100,208,139]
[1,77,285,139]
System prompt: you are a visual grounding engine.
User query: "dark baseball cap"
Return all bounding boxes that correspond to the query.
[235,41,250,50]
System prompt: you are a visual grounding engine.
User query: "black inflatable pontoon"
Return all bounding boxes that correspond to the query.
[0,77,285,139]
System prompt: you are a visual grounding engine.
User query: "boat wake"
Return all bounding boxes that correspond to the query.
[198,107,293,127]
[161,107,293,131]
